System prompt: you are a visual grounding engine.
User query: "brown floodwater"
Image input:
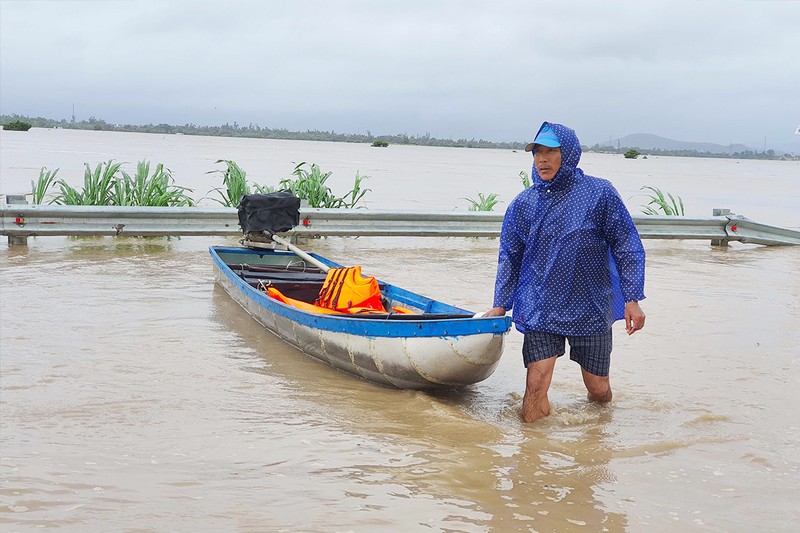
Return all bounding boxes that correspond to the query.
[1,129,799,531]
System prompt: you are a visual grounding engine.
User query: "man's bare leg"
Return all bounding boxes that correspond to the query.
[581,368,612,403]
[521,356,557,423]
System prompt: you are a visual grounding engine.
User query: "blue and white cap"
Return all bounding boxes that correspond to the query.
[524,124,561,152]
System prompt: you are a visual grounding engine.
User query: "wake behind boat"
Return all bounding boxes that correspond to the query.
[209,193,512,389]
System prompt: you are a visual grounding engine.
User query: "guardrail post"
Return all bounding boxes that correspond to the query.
[711,208,731,247]
[6,195,28,246]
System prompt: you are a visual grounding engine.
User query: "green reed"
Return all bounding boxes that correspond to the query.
[206,159,251,207]
[205,159,279,206]
[344,171,370,209]
[31,167,59,204]
[640,185,685,216]
[519,170,532,189]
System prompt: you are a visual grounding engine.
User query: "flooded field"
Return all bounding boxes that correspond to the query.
[1,129,799,531]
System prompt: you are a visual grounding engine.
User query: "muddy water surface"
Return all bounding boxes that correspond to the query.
[1,130,799,531]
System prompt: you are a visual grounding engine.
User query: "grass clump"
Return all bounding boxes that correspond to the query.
[33,160,194,206]
[31,158,371,209]
[624,149,640,159]
[113,161,194,206]
[207,159,252,207]
[463,192,500,211]
[371,140,389,147]
[278,162,369,208]
[55,160,122,205]
[206,159,274,207]
[640,185,685,216]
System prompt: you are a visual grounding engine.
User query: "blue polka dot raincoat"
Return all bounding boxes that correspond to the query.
[493,122,646,335]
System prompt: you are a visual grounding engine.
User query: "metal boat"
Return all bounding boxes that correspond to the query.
[210,244,511,389]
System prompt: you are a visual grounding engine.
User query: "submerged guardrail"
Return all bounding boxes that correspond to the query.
[2,201,799,246]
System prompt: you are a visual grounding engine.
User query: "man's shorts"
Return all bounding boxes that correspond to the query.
[522,329,613,377]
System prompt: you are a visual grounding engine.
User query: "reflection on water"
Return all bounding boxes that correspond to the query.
[3,235,797,531]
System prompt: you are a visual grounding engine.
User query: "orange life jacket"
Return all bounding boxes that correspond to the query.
[266,287,341,314]
[315,266,385,312]
[263,266,418,316]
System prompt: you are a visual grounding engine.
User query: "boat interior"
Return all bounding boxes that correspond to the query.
[213,245,479,320]
[222,259,477,320]
[227,262,335,303]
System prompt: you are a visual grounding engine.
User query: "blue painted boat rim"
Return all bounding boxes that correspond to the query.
[209,246,512,338]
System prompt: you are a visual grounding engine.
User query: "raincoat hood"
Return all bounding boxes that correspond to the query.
[531,121,582,187]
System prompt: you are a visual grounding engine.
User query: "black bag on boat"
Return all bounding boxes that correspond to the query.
[237,192,300,234]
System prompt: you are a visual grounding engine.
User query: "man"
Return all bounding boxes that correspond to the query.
[484,122,646,423]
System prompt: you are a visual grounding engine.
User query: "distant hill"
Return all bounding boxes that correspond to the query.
[597,133,752,154]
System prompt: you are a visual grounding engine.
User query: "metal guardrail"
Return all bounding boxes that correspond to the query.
[2,202,799,246]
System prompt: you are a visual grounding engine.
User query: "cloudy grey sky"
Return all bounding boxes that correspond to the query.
[1,0,798,151]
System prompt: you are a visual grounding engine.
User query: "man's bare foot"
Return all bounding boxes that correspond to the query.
[521,392,551,423]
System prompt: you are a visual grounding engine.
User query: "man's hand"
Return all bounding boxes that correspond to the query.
[482,306,507,318]
[625,301,646,335]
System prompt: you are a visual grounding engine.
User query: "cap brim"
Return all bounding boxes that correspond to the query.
[524,140,560,152]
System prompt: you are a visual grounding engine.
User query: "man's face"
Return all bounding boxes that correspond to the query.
[533,146,562,182]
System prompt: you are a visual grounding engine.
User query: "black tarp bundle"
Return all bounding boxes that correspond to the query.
[237,192,300,235]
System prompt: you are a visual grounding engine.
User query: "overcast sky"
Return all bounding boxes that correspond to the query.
[1,0,798,151]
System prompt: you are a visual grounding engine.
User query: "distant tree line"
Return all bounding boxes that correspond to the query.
[2,114,794,160]
[0,114,526,150]
[588,143,794,161]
